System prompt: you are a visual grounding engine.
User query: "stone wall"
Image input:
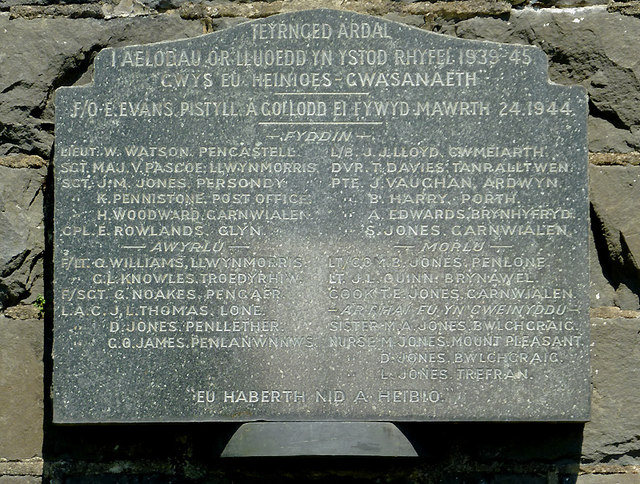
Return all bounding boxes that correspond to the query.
[1,0,639,482]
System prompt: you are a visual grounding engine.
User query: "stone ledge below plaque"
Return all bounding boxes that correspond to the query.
[221,422,418,457]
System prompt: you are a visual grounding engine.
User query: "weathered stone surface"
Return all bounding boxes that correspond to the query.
[0,477,41,484]
[588,117,640,153]
[0,0,191,10]
[0,15,202,159]
[608,1,640,16]
[0,318,43,460]
[577,473,640,483]
[533,0,608,7]
[0,155,46,169]
[8,4,104,19]
[0,0,89,8]
[36,467,566,484]
[583,318,640,464]
[381,12,425,28]
[0,0,635,480]
[101,0,151,19]
[0,0,638,474]
[590,306,640,319]
[174,0,513,21]
[0,457,43,477]
[0,460,43,483]
[589,165,640,310]
[590,152,640,166]
[439,7,640,153]
[590,227,616,309]
[4,304,42,320]
[404,0,512,19]
[0,159,45,310]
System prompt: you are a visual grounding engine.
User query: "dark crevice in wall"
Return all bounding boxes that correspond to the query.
[590,202,640,302]
[28,179,45,207]
[0,250,33,307]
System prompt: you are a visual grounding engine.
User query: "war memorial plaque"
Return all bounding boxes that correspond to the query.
[53,9,589,423]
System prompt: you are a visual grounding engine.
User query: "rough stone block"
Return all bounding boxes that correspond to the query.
[0,15,202,159]
[589,165,640,310]
[582,318,640,464]
[0,156,46,311]
[0,318,43,459]
[439,8,640,153]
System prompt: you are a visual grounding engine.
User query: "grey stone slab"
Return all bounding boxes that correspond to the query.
[221,422,417,456]
[53,9,589,423]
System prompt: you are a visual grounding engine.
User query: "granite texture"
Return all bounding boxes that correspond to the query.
[54,9,589,423]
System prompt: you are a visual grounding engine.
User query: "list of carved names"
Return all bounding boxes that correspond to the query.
[54,13,588,420]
